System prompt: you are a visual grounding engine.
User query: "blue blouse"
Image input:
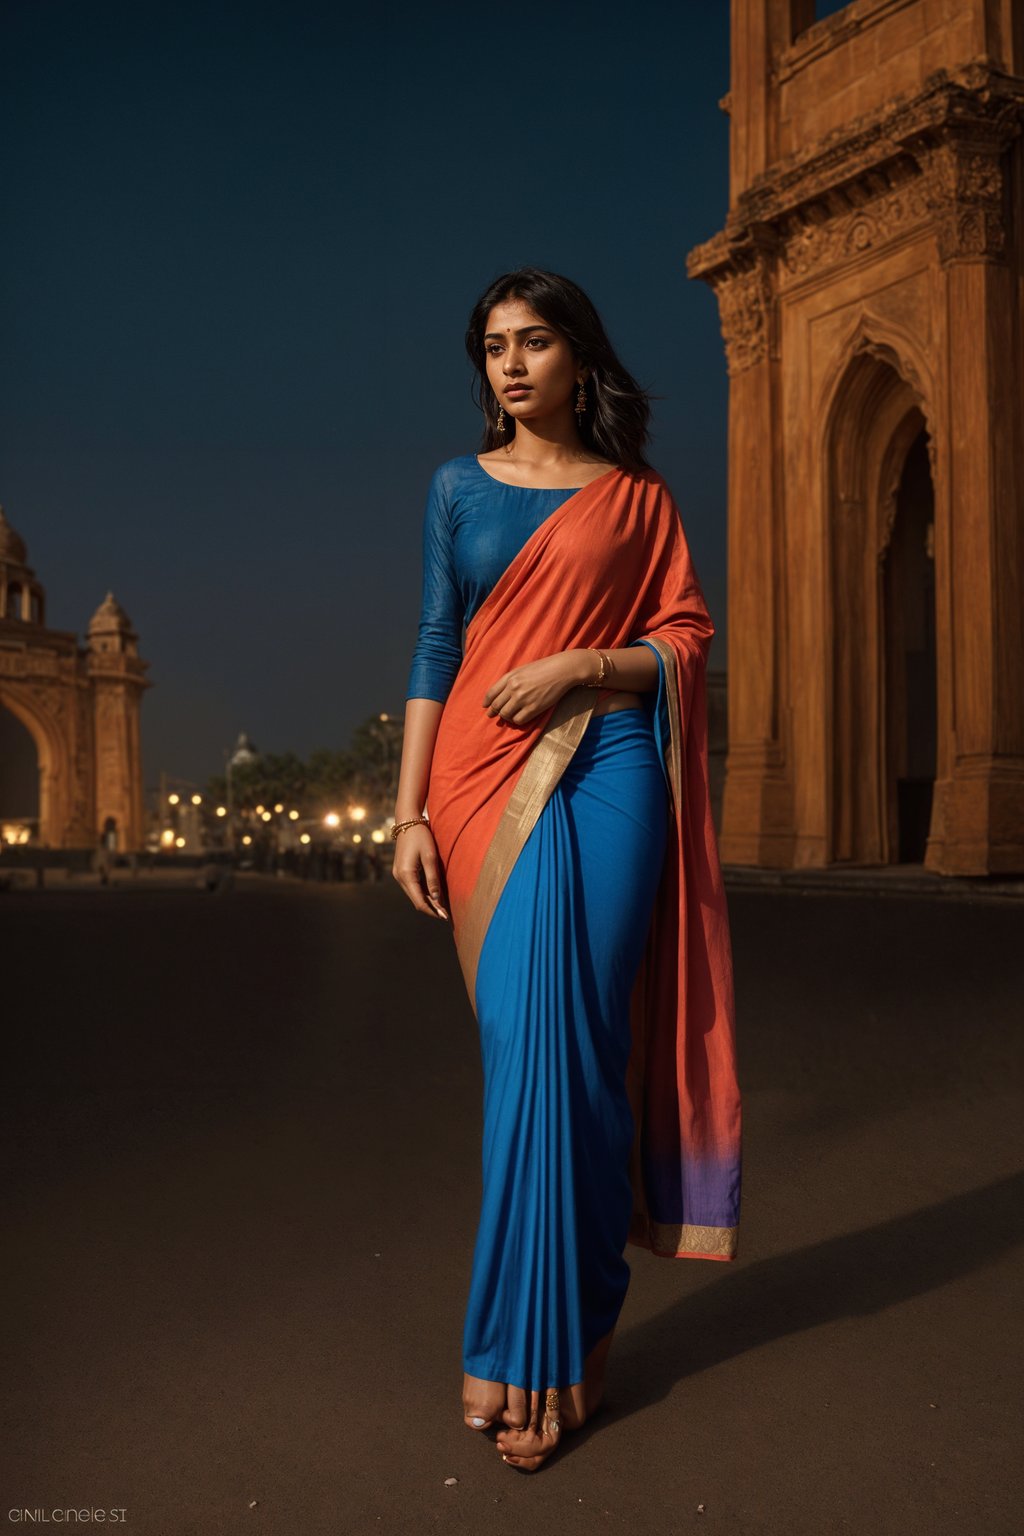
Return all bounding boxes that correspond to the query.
[406,455,579,703]
[405,452,673,793]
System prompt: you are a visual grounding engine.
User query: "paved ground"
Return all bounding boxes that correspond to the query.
[1,874,1021,1535]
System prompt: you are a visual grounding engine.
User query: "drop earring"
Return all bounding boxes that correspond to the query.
[575,379,587,423]
[496,401,513,455]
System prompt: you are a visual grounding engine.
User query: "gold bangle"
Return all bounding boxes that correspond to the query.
[391,816,429,840]
[583,648,609,687]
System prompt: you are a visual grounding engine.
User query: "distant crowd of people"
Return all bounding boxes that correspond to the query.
[252,842,385,883]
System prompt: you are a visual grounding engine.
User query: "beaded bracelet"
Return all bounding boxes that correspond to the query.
[391,816,429,840]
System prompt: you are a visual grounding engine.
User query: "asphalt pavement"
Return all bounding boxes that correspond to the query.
[1,873,1021,1535]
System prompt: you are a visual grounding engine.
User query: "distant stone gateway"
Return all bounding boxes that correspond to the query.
[0,505,150,851]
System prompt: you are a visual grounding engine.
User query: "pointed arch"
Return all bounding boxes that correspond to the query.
[816,311,940,863]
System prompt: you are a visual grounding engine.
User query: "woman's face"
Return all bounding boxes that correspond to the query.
[483,298,585,428]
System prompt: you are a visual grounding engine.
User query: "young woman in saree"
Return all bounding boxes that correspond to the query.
[393,268,742,1473]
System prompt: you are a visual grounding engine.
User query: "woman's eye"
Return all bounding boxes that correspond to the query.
[526,338,547,349]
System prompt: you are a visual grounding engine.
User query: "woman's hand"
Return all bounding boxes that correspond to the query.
[483,651,587,728]
[392,822,449,921]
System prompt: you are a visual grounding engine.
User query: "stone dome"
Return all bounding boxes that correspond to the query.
[0,506,28,567]
[88,590,133,634]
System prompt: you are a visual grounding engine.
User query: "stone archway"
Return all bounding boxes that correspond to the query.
[825,341,938,866]
[0,685,75,847]
[0,702,41,839]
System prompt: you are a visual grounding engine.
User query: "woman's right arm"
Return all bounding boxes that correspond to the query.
[392,699,449,921]
[393,466,462,922]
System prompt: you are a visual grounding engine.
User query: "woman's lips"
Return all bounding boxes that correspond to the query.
[505,387,532,398]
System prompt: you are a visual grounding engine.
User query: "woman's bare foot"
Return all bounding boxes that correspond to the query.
[496,1386,565,1470]
[462,1371,506,1432]
[496,1326,616,1471]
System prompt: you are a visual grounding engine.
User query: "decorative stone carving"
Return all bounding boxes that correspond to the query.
[715,259,773,375]
[703,74,1024,290]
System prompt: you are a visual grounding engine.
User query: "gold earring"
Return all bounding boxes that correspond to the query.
[575,380,587,421]
[496,400,514,455]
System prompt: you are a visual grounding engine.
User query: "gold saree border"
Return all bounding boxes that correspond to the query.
[629,1213,739,1260]
[455,684,597,1014]
[642,636,683,819]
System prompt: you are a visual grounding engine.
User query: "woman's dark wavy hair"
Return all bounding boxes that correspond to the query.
[465,267,652,473]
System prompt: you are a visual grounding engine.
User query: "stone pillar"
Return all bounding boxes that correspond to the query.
[690,232,794,867]
[925,125,1024,872]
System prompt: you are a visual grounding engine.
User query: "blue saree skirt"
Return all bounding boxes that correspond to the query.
[463,705,669,1393]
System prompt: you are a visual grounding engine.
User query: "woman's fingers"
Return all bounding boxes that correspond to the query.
[420,850,449,919]
[484,675,561,726]
[392,838,449,920]
[483,670,513,708]
[486,684,512,718]
[393,863,436,916]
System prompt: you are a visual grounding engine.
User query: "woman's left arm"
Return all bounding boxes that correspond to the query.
[562,646,660,693]
[482,645,659,724]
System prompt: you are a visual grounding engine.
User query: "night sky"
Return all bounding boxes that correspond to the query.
[1,0,748,788]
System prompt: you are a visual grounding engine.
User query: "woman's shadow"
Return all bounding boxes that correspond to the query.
[609,1170,1024,1419]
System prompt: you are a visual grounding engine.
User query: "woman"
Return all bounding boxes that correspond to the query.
[393,267,741,1472]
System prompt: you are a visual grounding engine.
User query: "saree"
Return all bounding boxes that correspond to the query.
[424,465,742,1393]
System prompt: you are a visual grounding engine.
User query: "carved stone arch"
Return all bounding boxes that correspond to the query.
[818,310,939,482]
[818,311,940,864]
[0,683,71,848]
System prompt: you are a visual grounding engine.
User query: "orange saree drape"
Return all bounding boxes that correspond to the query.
[425,465,742,1261]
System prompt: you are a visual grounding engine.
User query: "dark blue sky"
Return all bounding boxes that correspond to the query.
[2,0,738,787]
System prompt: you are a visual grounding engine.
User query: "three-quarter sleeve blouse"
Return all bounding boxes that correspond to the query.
[406,456,579,704]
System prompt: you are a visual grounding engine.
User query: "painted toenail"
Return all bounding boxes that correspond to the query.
[471,1416,486,1426]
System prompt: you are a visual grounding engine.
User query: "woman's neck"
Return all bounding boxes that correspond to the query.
[502,414,597,468]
